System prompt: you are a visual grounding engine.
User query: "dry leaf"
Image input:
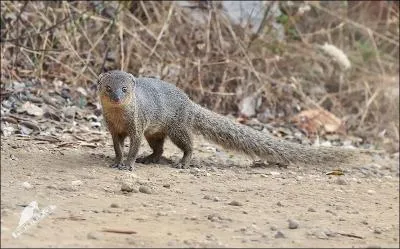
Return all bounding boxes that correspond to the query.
[292,108,346,136]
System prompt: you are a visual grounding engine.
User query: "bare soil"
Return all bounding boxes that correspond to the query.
[1,135,399,248]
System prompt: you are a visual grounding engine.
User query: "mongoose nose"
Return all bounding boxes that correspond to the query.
[111,93,122,103]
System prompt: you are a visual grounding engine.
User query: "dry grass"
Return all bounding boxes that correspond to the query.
[1,1,399,151]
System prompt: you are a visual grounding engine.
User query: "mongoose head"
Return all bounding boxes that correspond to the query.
[97,70,135,107]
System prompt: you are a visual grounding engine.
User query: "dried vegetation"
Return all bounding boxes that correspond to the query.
[1,1,399,151]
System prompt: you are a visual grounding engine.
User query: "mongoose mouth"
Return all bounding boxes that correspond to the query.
[100,93,132,107]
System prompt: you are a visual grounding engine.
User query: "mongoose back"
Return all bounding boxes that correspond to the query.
[98,70,366,171]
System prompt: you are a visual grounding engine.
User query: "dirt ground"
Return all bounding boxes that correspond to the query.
[1,135,399,248]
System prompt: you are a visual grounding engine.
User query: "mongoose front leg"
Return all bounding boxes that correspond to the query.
[168,128,193,169]
[136,132,166,164]
[110,133,126,168]
[121,133,142,171]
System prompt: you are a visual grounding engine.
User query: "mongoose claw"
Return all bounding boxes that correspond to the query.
[117,163,133,171]
[172,161,188,169]
[110,162,132,171]
[110,163,122,168]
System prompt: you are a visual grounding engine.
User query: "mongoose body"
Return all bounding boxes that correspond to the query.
[98,70,363,171]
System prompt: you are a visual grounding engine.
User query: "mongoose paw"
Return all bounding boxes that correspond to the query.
[118,163,133,171]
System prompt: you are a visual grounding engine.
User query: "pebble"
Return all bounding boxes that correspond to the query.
[270,225,277,231]
[288,219,299,229]
[274,230,286,238]
[228,200,243,206]
[367,189,376,195]
[207,213,221,222]
[335,177,348,185]
[139,186,152,194]
[121,181,135,192]
[22,182,33,189]
[163,183,171,188]
[308,207,316,212]
[277,201,284,207]
[87,232,102,240]
[203,195,212,200]
[110,203,120,208]
[373,228,382,234]
[316,231,328,239]
[213,197,220,202]
[71,180,83,186]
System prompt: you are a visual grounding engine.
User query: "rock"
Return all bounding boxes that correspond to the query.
[87,232,102,240]
[163,183,171,188]
[277,201,284,207]
[274,230,286,238]
[367,189,376,195]
[22,182,33,189]
[335,177,348,185]
[110,203,120,208]
[288,219,299,229]
[71,180,83,186]
[270,225,277,231]
[228,200,243,206]
[213,197,220,202]
[203,195,212,200]
[139,186,152,194]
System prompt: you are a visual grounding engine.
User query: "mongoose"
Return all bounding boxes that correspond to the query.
[98,70,366,171]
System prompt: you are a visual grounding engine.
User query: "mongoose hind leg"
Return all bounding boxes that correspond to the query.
[136,132,167,164]
[168,127,193,169]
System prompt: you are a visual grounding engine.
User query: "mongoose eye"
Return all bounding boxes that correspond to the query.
[106,86,111,92]
[122,87,127,93]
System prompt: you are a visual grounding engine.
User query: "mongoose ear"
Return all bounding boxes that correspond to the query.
[128,73,136,86]
[97,72,109,88]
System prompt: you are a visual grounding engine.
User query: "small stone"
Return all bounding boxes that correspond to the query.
[213,197,220,202]
[274,230,286,238]
[288,219,299,229]
[362,220,368,225]
[121,181,135,192]
[87,232,102,240]
[203,195,212,200]
[110,203,120,208]
[316,231,328,239]
[367,189,376,195]
[308,207,316,212]
[22,182,33,189]
[71,180,83,186]
[47,185,57,189]
[207,213,220,222]
[163,183,171,188]
[373,228,382,234]
[139,186,152,194]
[228,200,243,206]
[335,177,348,185]
[277,201,284,207]
[270,225,278,231]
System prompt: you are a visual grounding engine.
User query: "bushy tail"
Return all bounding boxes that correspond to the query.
[191,104,362,166]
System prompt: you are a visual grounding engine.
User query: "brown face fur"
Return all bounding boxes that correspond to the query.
[98,71,135,108]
